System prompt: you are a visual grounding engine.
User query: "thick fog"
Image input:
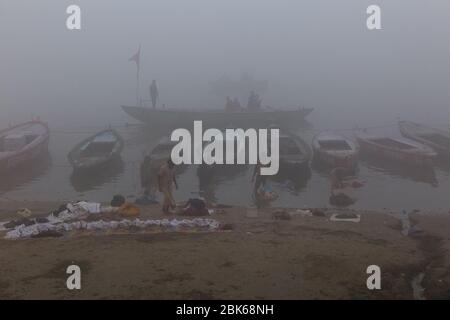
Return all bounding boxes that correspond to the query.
[0,0,449,128]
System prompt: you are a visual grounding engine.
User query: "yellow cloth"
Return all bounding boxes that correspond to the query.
[119,202,141,217]
[161,188,175,209]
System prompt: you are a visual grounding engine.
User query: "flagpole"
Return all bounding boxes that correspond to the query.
[129,45,141,106]
[136,64,140,106]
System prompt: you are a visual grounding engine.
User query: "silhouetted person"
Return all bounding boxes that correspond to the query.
[157,159,178,214]
[247,90,261,111]
[252,161,268,195]
[150,80,159,108]
[225,96,233,112]
[232,97,242,110]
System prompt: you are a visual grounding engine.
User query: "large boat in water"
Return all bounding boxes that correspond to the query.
[121,105,313,129]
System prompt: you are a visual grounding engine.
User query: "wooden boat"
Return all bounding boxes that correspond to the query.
[361,153,438,186]
[355,131,437,167]
[121,105,313,129]
[312,133,359,168]
[278,132,312,174]
[197,133,249,179]
[0,120,50,171]
[68,129,124,170]
[399,121,450,157]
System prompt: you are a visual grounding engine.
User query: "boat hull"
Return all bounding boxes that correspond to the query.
[312,134,359,169]
[121,105,313,129]
[399,121,450,158]
[277,132,312,177]
[313,150,358,168]
[68,129,124,171]
[356,134,436,167]
[0,121,50,172]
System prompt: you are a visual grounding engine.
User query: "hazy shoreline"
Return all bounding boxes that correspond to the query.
[0,200,449,299]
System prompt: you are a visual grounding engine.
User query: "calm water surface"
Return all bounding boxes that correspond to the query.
[1,110,450,213]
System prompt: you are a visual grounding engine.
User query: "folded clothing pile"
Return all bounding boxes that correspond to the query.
[48,201,104,223]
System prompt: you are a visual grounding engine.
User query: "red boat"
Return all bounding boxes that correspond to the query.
[0,120,50,171]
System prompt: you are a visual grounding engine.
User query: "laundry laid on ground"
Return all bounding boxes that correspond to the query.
[0,200,220,239]
[110,194,126,207]
[3,217,221,240]
[180,198,209,216]
[135,193,158,205]
[118,202,141,218]
[16,208,32,218]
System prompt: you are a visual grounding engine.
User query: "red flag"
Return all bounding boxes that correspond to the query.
[129,45,141,69]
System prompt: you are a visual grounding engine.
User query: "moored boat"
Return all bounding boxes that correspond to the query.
[0,120,50,172]
[399,121,450,157]
[197,132,249,179]
[68,129,124,171]
[121,105,313,129]
[355,131,437,167]
[278,132,312,175]
[312,132,358,169]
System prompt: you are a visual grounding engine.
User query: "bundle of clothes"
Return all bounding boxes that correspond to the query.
[0,200,221,240]
[180,198,210,216]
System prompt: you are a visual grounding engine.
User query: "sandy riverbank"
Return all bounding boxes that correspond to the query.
[0,200,449,299]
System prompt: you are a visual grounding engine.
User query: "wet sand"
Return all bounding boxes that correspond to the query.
[0,200,449,299]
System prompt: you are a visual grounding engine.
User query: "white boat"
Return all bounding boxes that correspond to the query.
[312,133,358,168]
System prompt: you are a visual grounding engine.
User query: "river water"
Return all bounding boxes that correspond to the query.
[1,107,450,213]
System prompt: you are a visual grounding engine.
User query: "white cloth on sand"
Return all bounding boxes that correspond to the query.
[5,218,221,240]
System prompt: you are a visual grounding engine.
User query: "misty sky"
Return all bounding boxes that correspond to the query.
[0,0,449,128]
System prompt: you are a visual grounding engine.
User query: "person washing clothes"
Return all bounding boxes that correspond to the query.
[329,166,364,207]
[157,159,178,214]
[252,161,269,195]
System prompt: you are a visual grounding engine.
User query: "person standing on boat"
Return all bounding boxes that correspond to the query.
[150,80,159,108]
[247,90,262,111]
[157,159,178,214]
[233,97,242,111]
[225,96,233,112]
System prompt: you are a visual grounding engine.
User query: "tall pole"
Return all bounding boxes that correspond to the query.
[136,64,140,106]
[129,44,141,106]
